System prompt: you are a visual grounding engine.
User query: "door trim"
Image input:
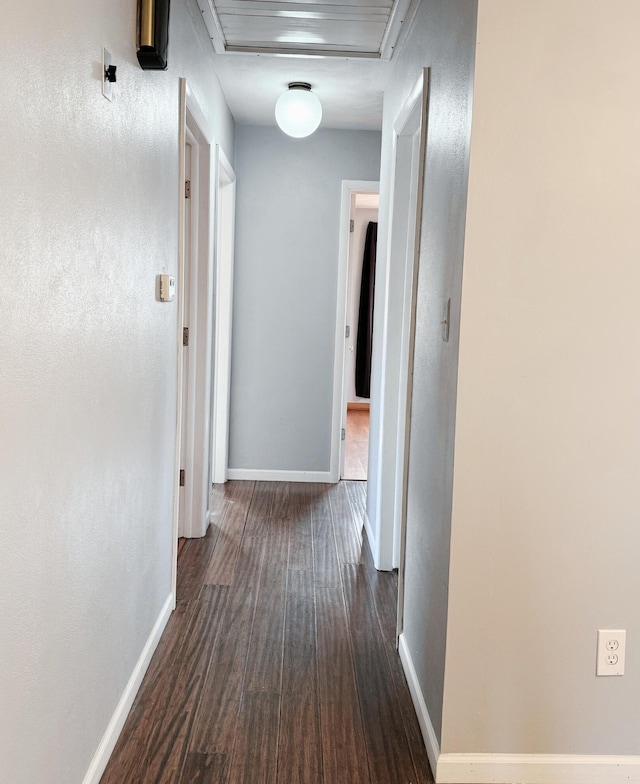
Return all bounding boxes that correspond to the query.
[210,146,236,486]
[173,78,188,605]
[172,79,217,600]
[367,70,430,574]
[395,68,431,637]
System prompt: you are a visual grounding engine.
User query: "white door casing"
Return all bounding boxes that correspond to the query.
[173,79,219,602]
[178,131,195,540]
[368,69,429,578]
[210,147,236,486]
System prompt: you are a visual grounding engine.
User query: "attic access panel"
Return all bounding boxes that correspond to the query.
[197,0,415,59]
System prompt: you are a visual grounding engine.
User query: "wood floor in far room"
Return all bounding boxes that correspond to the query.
[100,480,433,784]
[343,408,369,481]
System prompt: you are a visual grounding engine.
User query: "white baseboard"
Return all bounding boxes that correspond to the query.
[226,468,332,483]
[436,753,640,783]
[82,594,174,784]
[398,634,640,784]
[398,632,441,776]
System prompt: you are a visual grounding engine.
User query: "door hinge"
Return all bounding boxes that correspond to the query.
[183,327,189,347]
[350,219,354,233]
[179,469,185,487]
[185,180,191,199]
[341,428,346,441]
[345,325,350,339]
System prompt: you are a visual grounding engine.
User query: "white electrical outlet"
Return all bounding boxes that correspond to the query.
[596,630,626,676]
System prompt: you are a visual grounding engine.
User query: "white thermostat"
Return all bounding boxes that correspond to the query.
[158,274,176,302]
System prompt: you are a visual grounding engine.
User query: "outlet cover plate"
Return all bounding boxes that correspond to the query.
[596,629,626,676]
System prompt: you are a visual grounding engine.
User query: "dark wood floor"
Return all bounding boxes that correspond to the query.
[101,481,434,784]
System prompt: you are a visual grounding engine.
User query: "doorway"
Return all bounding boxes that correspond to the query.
[178,125,197,539]
[342,191,379,481]
[331,180,379,491]
[172,79,218,599]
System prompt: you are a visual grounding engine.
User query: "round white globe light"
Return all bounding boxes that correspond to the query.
[275,83,322,139]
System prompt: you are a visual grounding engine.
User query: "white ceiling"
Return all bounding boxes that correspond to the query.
[211,52,390,130]
[196,0,421,131]
[213,0,396,57]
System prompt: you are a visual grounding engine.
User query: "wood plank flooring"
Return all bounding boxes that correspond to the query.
[101,481,433,784]
[343,409,369,481]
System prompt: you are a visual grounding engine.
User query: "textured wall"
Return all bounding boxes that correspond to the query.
[368,0,477,739]
[444,0,640,756]
[229,126,381,474]
[0,1,233,781]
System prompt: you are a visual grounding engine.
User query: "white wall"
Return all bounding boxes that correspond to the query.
[443,0,640,759]
[346,205,379,404]
[368,0,477,737]
[228,126,381,476]
[0,1,233,782]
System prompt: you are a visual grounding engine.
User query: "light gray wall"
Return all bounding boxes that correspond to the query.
[368,0,478,742]
[229,126,381,473]
[443,0,640,755]
[0,1,233,782]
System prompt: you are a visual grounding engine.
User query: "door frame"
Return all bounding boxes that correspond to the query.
[338,191,379,481]
[172,79,217,600]
[367,70,430,578]
[210,146,236,486]
[391,69,430,634]
[178,123,198,541]
[330,179,379,489]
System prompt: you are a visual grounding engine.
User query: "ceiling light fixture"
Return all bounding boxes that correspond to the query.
[275,83,322,138]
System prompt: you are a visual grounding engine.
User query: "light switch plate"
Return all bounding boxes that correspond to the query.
[158,274,176,302]
[102,48,113,101]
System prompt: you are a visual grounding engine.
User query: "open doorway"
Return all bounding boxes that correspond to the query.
[330,180,379,488]
[172,79,217,600]
[178,123,197,539]
[342,192,379,481]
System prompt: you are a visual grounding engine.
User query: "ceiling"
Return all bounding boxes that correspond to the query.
[195,0,420,131]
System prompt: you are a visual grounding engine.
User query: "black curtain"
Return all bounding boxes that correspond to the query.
[355,221,378,399]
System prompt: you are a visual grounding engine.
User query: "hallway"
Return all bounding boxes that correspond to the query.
[101,481,433,783]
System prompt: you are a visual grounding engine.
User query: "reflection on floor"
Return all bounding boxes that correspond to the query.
[343,407,369,481]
